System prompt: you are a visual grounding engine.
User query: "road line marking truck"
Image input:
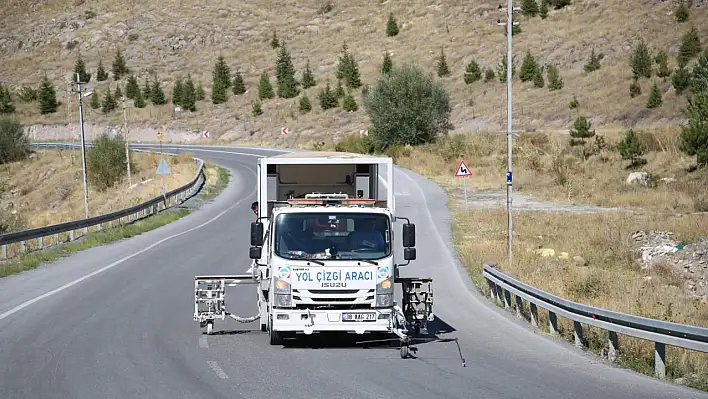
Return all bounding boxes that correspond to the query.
[193,151,434,358]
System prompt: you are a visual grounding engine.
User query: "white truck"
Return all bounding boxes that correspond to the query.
[193,151,434,358]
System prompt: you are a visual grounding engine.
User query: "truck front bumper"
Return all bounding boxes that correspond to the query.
[272,308,394,335]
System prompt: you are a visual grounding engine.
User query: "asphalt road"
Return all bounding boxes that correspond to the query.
[0,144,705,399]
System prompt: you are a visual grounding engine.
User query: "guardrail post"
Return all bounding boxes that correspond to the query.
[1,245,6,260]
[515,295,524,318]
[548,311,559,335]
[529,303,539,328]
[83,227,88,234]
[97,223,102,231]
[487,279,497,301]
[69,230,75,241]
[655,342,666,379]
[20,240,26,253]
[607,331,618,362]
[54,233,60,245]
[143,209,147,217]
[573,321,584,348]
[39,236,44,249]
[503,289,511,310]
[109,220,113,229]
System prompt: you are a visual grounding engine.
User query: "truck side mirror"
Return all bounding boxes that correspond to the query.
[402,223,415,247]
[403,247,417,261]
[250,222,264,246]
[249,246,262,259]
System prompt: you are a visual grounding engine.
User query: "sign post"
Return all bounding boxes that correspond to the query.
[455,160,473,209]
[156,158,172,208]
[157,132,164,155]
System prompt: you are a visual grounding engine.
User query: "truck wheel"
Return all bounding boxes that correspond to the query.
[400,344,409,359]
[268,316,283,345]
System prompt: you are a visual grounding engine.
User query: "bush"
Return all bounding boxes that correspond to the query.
[618,129,647,168]
[680,90,708,168]
[363,62,452,151]
[86,133,135,192]
[0,118,30,164]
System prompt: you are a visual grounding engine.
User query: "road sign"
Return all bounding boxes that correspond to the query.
[156,158,172,175]
[281,127,289,135]
[202,130,210,138]
[455,160,472,177]
[360,129,368,136]
[157,132,164,141]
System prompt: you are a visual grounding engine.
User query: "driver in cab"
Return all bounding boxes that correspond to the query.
[348,218,385,251]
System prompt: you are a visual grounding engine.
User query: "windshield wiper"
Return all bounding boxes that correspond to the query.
[287,253,325,265]
[357,259,378,265]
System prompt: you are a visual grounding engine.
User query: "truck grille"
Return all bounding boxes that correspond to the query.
[292,289,375,310]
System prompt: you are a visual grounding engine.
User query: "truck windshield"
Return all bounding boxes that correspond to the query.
[274,213,391,261]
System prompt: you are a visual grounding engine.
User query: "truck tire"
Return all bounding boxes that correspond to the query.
[268,315,283,345]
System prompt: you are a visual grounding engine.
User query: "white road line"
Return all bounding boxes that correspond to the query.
[0,173,258,322]
[199,335,209,349]
[207,361,229,379]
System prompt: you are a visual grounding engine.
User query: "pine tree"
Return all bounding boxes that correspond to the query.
[646,81,662,108]
[172,78,184,106]
[630,79,641,97]
[301,62,316,89]
[38,75,58,114]
[672,66,691,95]
[386,12,399,37]
[89,88,100,109]
[142,77,151,100]
[463,59,482,84]
[691,50,708,93]
[318,81,338,110]
[546,64,563,90]
[539,1,549,18]
[336,43,362,88]
[74,55,91,83]
[335,79,345,100]
[275,43,299,99]
[252,101,263,116]
[270,30,280,49]
[381,52,393,75]
[151,77,167,105]
[655,50,672,79]
[133,89,146,108]
[677,26,701,68]
[342,91,358,111]
[533,69,545,88]
[569,116,595,146]
[437,48,450,77]
[679,90,708,167]
[618,129,647,167]
[96,60,108,81]
[211,55,231,104]
[196,82,206,101]
[181,75,197,111]
[675,1,689,23]
[258,72,274,100]
[0,84,15,114]
[630,39,652,79]
[101,86,116,113]
[125,74,140,100]
[584,49,602,73]
[112,48,129,80]
[232,72,246,94]
[521,0,539,17]
[484,68,496,82]
[299,94,312,114]
[114,85,123,99]
[519,51,539,82]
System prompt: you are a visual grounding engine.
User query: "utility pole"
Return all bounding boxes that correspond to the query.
[122,95,132,187]
[498,2,519,267]
[74,73,90,220]
[66,79,75,165]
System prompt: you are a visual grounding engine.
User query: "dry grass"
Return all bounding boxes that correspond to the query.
[395,128,708,213]
[2,1,707,142]
[0,149,197,230]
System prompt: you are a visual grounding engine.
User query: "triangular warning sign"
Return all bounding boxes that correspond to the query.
[156,158,172,175]
[455,160,472,177]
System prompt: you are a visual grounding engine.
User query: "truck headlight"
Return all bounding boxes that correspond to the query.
[274,278,291,294]
[376,294,392,307]
[377,278,393,294]
[275,294,292,307]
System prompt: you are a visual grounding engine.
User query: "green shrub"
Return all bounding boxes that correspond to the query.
[0,118,30,164]
[86,133,135,191]
[363,62,452,151]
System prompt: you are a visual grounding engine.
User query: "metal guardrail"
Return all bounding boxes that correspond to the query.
[483,262,708,380]
[0,143,207,260]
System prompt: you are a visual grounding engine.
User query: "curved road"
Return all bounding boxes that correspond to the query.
[0,144,705,399]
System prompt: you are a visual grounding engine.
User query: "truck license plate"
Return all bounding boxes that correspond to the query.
[342,312,376,322]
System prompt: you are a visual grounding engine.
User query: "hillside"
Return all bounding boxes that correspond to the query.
[1,0,708,142]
